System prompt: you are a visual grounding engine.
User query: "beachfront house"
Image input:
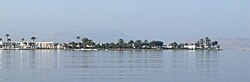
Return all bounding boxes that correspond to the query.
[166,45,173,49]
[184,44,196,49]
[0,41,21,49]
[0,41,56,49]
[36,42,54,49]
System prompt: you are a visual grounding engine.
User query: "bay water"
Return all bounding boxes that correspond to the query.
[0,49,249,82]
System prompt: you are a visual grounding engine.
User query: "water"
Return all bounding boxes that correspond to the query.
[0,49,249,82]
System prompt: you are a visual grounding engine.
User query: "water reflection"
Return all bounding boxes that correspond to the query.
[0,50,60,69]
[0,50,220,81]
[166,50,219,79]
[0,50,164,80]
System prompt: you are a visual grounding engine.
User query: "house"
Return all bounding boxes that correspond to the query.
[184,44,196,49]
[0,41,21,49]
[166,45,173,49]
[36,42,54,49]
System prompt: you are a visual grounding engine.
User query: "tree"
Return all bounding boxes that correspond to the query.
[31,37,36,42]
[211,41,218,46]
[7,38,11,42]
[144,40,148,44]
[103,43,110,49]
[75,36,81,48]
[178,43,185,49]
[21,38,25,42]
[0,38,2,41]
[88,40,95,48]
[117,39,125,48]
[117,39,124,44]
[200,39,205,49]
[195,41,200,47]
[24,42,28,45]
[30,37,36,49]
[82,37,89,48]
[110,42,116,48]
[217,45,220,49]
[82,37,95,48]
[76,36,81,42]
[169,42,178,49]
[5,38,11,49]
[128,40,134,48]
[63,43,69,48]
[95,43,102,49]
[134,40,142,49]
[5,34,10,42]
[150,40,164,47]
[69,42,77,49]
[205,37,211,47]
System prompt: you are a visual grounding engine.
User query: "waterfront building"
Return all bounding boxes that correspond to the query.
[184,44,196,49]
[36,42,54,49]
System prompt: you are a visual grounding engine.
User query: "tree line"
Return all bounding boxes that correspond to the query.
[168,37,220,49]
[63,36,164,49]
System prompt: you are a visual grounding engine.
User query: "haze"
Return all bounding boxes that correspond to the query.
[0,0,249,42]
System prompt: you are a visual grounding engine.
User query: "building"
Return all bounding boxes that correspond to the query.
[184,44,196,49]
[166,45,173,49]
[36,42,54,49]
[0,41,56,49]
[0,41,21,49]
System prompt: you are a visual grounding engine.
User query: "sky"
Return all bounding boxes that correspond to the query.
[0,0,249,43]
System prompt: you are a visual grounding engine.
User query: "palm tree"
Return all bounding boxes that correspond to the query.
[5,34,10,42]
[21,38,25,42]
[117,39,124,49]
[82,37,89,48]
[128,40,134,48]
[7,38,11,42]
[205,37,211,47]
[169,42,178,49]
[200,39,205,49]
[30,37,36,49]
[0,38,2,48]
[76,36,81,42]
[7,38,11,49]
[211,41,218,46]
[31,37,36,42]
[76,36,81,48]
[143,40,149,47]
[134,40,142,49]
[117,39,124,44]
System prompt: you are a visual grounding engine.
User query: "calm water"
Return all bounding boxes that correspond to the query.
[0,49,249,82]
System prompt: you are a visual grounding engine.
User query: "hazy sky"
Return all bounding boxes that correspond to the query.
[0,0,249,42]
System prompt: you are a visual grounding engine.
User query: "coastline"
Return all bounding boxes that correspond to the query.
[242,48,250,51]
[0,48,222,51]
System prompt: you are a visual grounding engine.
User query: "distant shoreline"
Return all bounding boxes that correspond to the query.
[241,48,250,51]
[0,48,222,51]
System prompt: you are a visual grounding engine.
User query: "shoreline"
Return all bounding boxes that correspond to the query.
[242,48,250,51]
[0,48,222,51]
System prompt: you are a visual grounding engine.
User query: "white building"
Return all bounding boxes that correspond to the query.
[166,45,173,49]
[184,44,196,49]
[0,41,56,49]
[36,42,54,49]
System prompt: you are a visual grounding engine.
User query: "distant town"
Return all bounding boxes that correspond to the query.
[0,34,221,50]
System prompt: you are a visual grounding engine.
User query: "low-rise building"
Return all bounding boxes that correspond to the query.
[36,42,54,49]
[0,41,56,49]
[184,44,196,49]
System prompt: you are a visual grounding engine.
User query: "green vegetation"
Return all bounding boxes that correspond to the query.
[31,37,36,42]
[52,36,221,50]
[168,37,221,50]
[64,36,165,50]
